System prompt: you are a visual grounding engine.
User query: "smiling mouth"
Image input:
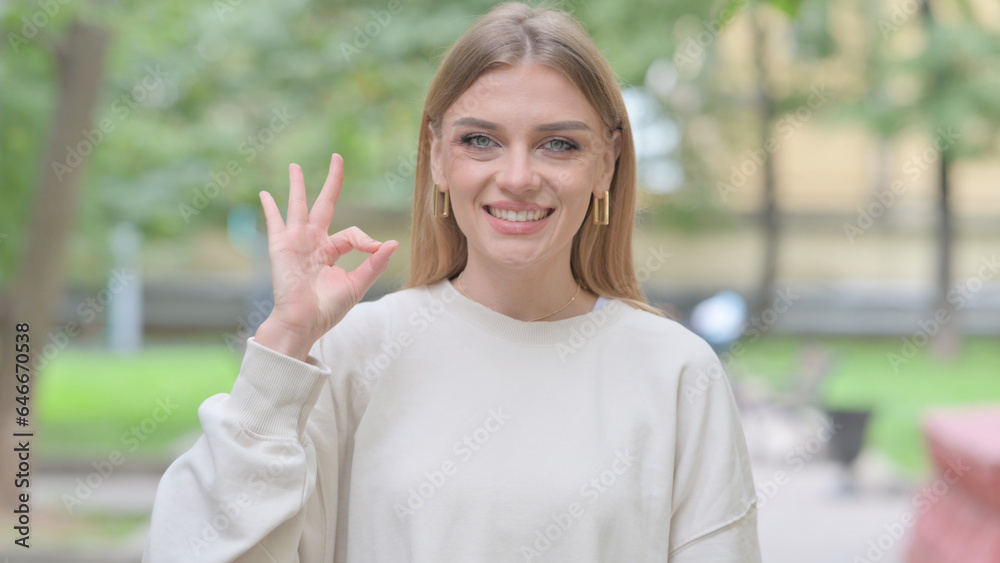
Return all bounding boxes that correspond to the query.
[485,206,554,222]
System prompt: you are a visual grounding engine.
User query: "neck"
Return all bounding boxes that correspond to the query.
[457,253,597,322]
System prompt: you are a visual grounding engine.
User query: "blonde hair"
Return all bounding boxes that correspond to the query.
[404,1,663,317]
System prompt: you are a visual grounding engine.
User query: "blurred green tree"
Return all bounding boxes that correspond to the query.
[846,0,1000,353]
[667,0,1000,329]
[665,0,817,313]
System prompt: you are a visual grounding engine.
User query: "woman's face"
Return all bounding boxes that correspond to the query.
[429,63,621,274]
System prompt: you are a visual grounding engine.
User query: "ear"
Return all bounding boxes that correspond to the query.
[593,129,622,198]
[428,122,447,191]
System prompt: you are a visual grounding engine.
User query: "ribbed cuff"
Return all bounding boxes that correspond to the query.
[227,336,331,440]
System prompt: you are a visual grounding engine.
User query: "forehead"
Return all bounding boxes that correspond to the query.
[443,63,603,129]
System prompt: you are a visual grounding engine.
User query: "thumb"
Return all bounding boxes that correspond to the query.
[348,240,399,297]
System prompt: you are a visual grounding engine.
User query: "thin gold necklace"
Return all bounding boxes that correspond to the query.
[456,274,582,322]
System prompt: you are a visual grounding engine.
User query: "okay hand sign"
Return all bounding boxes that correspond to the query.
[255,153,399,360]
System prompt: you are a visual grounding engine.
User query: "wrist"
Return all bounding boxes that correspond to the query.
[254,317,316,362]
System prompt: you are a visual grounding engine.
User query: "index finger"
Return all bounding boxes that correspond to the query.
[309,153,344,229]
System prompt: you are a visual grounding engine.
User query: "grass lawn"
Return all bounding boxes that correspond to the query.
[34,336,1000,476]
[730,336,1000,476]
[36,340,241,461]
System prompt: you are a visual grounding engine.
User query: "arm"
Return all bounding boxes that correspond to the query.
[668,340,762,563]
[143,336,331,562]
[143,154,396,562]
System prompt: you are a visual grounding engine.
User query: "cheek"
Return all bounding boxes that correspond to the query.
[554,180,596,227]
[552,166,595,201]
[560,153,603,186]
[441,162,477,200]
[445,152,489,183]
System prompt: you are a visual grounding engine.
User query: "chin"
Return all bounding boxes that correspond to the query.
[474,239,567,272]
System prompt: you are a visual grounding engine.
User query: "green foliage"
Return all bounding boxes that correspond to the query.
[0,43,50,284]
[841,5,1000,155]
[762,0,803,17]
[786,0,836,59]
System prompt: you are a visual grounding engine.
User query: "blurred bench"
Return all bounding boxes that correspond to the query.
[907,405,1000,563]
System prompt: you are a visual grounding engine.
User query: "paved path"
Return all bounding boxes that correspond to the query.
[0,471,157,562]
[754,460,914,563]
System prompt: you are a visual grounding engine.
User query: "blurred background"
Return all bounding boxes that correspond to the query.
[1,0,998,560]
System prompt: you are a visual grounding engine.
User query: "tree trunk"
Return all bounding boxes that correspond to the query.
[937,156,952,305]
[932,154,960,357]
[919,3,959,358]
[0,21,110,513]
[752,7,779,315]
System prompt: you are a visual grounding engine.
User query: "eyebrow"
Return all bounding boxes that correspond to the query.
[452,117,592,132]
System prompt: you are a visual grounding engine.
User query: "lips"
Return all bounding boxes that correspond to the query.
[485,206,553,222]
[482,204,555,235]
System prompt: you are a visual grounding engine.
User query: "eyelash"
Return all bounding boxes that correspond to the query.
[457,133,580,153]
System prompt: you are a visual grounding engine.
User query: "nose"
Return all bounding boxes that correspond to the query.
[495,145,539,194]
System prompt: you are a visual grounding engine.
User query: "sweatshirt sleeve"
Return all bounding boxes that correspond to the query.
[142,335,332,562]
[668,339,762,563]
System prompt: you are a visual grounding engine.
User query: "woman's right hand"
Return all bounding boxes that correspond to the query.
[254,153,399,361]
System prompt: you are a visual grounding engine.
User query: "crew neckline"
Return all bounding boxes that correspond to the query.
[425,278,630,346]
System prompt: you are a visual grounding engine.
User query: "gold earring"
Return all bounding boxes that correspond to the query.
[433,184,450,217]
[592,191,610,225]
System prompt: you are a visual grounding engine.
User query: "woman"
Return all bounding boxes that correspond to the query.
[144,3,761,561]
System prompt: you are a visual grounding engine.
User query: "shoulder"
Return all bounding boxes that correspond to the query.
[309,284,437,379]
[599,301,726,394]
[319,283,436,342]
[610,302,717,362]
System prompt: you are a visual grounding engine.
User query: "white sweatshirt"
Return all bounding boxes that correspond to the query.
[143,279,761,562]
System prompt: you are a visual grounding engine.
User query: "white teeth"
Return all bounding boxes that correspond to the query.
[488,207,549,222]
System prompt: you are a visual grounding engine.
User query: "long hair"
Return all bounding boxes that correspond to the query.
[403,1,662,317]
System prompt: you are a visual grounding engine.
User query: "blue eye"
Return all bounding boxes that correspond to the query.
[461,134,494,149]
[546,138,578,152]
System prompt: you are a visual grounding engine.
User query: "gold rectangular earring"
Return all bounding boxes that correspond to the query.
[433,184,450,217]
[592,191,609,225]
